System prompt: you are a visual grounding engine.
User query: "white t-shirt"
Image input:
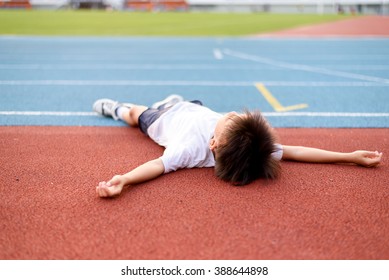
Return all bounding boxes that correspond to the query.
[147,101,283,173]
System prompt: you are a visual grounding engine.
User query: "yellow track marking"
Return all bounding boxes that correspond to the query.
[255,83,308,112]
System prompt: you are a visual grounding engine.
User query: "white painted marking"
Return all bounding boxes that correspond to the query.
[322,65,389,71]
[262,112,389,117]
[223,49,389,85]
[0,80,388,87]
[0,80,255,86]
[0,111,97,116]
[1,111,388,118]
[1,64,388,71]
[213,49,223,60]
[0,64,246,70]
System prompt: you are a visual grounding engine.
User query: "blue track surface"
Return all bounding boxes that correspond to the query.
[1,36,388,127]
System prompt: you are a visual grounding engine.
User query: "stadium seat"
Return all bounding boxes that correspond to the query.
[125,0,188,11]
[0,0,32,9]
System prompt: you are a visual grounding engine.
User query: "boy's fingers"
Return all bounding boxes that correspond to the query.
[99,187,109,197]
[366,152,382,167]
[96,184,108,197]
[369,151,382,160]
[96,184,118,198]
[96,185,103,197]
[96,177,123,198]
[364,151,377,158]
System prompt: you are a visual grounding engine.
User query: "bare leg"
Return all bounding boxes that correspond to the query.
[121,105,148,127]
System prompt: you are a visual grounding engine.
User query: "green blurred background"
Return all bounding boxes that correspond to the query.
[0,10,350,36]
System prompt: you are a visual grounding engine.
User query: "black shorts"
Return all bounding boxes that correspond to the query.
[138,100,203,135]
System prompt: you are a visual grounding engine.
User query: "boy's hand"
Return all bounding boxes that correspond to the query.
[352,150,383,167]
[96,175,124,198]
[95,158,165,198]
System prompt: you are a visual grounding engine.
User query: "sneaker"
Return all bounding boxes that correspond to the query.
[151,94,184,110]
[93,98,122,120]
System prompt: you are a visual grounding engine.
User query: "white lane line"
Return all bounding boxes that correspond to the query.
[1,64,389,71]
[0,80,388,87]
[0,111,97,116]
[223,49,389,85]
[1,111,388,118]
[213,49,224,60]
[0,80,254,86]
[0,64,252,70]
[262,112,389,117]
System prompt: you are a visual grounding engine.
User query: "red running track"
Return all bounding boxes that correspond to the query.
[258,15,389,37]
[1,126,388,260]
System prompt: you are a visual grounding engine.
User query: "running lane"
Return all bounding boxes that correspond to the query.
[1,36,389,127]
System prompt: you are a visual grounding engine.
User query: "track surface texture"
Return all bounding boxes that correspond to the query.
[1,126,388,260]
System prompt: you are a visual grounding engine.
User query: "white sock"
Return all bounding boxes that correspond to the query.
[115,106,130,121]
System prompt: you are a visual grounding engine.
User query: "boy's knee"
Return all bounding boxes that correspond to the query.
[129,105,148,126]
[128,108,138,126]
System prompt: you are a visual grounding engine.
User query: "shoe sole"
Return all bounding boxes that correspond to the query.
[151,94,184,109]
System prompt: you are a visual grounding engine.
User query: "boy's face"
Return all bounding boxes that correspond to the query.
[209,112,241,152]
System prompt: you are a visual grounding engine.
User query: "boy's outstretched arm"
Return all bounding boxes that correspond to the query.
[96,158,165,198]
[281,145,382,167]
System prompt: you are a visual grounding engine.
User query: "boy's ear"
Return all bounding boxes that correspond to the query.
[209,137,217,151]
